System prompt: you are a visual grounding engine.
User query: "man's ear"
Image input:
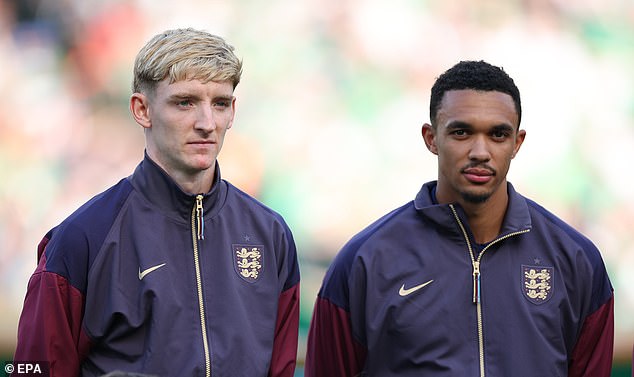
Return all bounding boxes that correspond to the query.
[130,93,152,129]
[512,129,526,159]
[422,123,438,155]
[226,96,237,130]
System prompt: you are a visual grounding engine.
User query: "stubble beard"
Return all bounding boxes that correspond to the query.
[460,189,492,204]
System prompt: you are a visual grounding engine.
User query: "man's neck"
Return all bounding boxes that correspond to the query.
[461,190,508,244]
[173,168,216,195]
[145,152,217,195]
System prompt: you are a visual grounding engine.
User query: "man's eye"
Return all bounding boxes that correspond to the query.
[177,100,193,107]
[452,130,467,136]
[214,101,230,108]
[492,130,510,139]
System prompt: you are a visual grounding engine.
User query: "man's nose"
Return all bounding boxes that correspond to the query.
[469,136,491,161]
[195,105,216,132]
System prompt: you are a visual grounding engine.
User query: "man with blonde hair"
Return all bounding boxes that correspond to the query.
[14,28,300,377]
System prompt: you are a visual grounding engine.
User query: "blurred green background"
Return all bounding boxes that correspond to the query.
[0,0,632,375]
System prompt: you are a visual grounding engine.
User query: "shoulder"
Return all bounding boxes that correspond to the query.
[67,178,134,229]
[223,180,291,230]
[57,178,134,240]
[525,198,601,261]
[223,180,300,288]
[344,202,415,255]
[319,201,414,309]
[524,198,612,306]
[43,178,134,291]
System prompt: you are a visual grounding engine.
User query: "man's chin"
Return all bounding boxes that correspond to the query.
[189,156,216,170]
[183,161,215,175]
[460,190,492,204]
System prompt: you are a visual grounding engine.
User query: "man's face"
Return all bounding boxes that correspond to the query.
[423,89,525,206]
[135,78,236,182]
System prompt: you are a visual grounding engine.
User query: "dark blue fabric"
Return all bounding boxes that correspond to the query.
[40,155,299,376]
[44,180,133,294]
[318,181,613,376]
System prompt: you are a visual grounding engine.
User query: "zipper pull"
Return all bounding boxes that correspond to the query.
[196,194,204,240]
[472,260,481,304]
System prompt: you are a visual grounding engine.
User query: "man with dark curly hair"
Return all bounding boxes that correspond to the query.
[305,60,614,377]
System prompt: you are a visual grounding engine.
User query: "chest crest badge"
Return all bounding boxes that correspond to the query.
[522,265,554,304]
[233,244,263,283]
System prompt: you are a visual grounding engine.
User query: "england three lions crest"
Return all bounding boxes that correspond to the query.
[522,265,554,304]
[233,245,263,283]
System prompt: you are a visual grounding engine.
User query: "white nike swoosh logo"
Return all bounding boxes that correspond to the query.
[399,280,434,296]
[138,263,167,280]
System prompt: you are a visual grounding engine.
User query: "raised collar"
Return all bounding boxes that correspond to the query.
[414,181,532,238]
[128,153,227,221]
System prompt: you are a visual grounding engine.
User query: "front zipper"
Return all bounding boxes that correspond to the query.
[449,204,530,377]
[191,194,210,377]
[196,194,205,240]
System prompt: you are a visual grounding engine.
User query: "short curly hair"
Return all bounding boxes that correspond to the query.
[429,60,521,127]
[133,28,243,94]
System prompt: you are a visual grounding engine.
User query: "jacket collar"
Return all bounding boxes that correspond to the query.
[414,181,532,239]
[129,152,227,221]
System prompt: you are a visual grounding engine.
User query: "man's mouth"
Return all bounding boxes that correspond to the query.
[189,140,215,145]
[462,167,494,184]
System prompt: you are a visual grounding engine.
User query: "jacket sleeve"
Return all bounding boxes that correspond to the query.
[13,236,91,377]
[268,223,301,377]
[305,296,367,377]
[267,283,300,377]
[567,293,614,377]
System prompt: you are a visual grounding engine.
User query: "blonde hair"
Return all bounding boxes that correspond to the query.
[132,28,243,94]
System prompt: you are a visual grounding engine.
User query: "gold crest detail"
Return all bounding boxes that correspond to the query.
[522,265,553,304]
[233,245,263,282]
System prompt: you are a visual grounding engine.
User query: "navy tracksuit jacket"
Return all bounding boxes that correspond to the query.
[306,181,613,377]
[15,155,300,377]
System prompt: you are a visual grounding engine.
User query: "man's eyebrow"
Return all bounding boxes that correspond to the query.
[166,93,234,101]
[168,92,198,100]
[445,121,514,131]
[491,123,515,132]
[445,121,473,130]
[213,95,234,102]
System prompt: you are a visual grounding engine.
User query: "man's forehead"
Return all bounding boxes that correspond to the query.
[440,89,514,104]
[436,90,519,127]
[159,78,234,95]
